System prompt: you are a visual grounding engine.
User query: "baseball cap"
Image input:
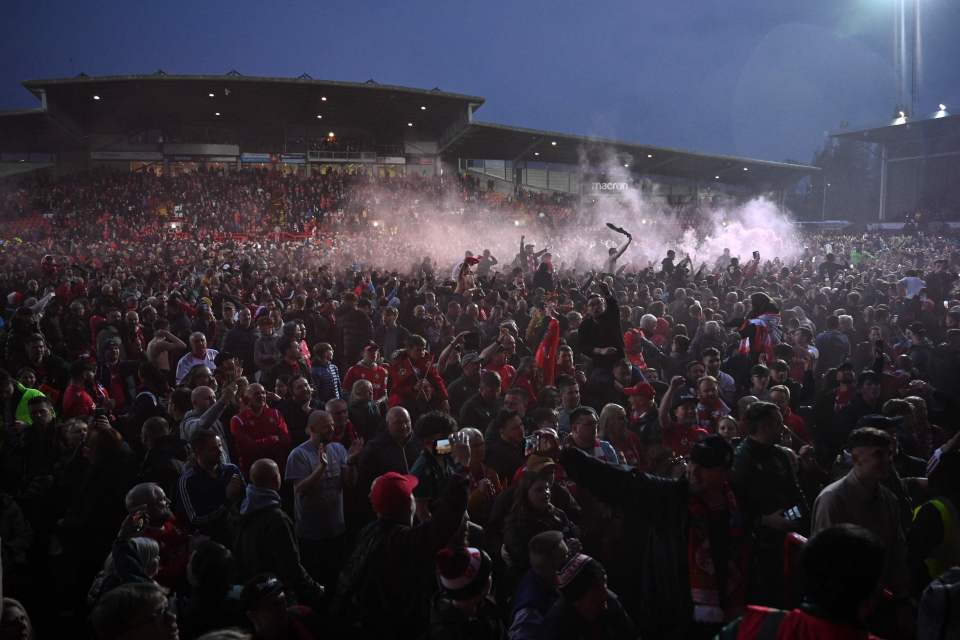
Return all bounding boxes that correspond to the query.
[623,382,655,398]
[370,472,419,521]
[673,391,698,409]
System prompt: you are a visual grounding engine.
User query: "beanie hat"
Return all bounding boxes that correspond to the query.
[435,547,492,600]
[557,553,606,602]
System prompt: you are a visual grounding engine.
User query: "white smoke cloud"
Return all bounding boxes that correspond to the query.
[319,154,803,276]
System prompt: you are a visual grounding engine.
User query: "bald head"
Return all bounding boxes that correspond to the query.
[191,386,217,411]
[125,482,162,512]
[250,458,281,490]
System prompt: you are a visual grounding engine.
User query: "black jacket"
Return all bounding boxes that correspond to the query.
[459,393,501,432]
[138,435,188,499]
[559,447,691,637]
[335,474,469,639]
[542,589,637,640]
[233,490,323,607]
[576,292,623,370]
[357,430,422,495]
[484,434,525,483]
[428,593,505,640]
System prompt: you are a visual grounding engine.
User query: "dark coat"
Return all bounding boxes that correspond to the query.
[234,495,323,607]
[559,447,691,638]
[357,430,422,495]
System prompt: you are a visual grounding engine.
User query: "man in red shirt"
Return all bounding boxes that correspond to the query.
[230,383,292,477]
[481,333,517,393]
[658,376,709,457]
[342,341,388,403]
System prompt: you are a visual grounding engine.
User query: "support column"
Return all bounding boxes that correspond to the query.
[878,144,888,222]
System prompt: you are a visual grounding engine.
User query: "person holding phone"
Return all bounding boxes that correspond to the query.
[409,412,467,522]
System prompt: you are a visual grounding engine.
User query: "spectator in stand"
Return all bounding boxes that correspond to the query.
[597,403,644,467]
[90,582,178,640]
[428,546,503,639]
[388,334,449,420]
[177,429,244,545]
[253,313,281,373]
[541,553,637,640]
[731,401,807,608]
[484,409,526,483]
[261,337,310,394]
[230,383,291,477]
[459,370,502,432]
[285,410,362,589]
[276,375,315,446]
[145,319,187,381]
[812,427,908,597]
[342,341,388,404]
[138,417,189,500]
[374,305,411,363]
[175,332,218,386]
[222,307,257,376]
[309,342,341,404]
[658,376,709,458]
[334,466,468,639]
[234,458,324,608]
[337,293,374,370]
[815,315,850,374]
[508,530,569,639]
[356,406,420,496]
[568,406,619,464]
[181,384,237,463]
[718,525,885,639]
[561,433,748,637]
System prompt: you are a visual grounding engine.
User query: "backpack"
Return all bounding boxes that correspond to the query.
[918,566,960,640]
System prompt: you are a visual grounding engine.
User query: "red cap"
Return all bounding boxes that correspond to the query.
[370,472,419,520]
[464,256,481,266]
[624,382,655,398]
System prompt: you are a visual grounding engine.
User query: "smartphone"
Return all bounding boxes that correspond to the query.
[753,251,760,261]
[435,438,452,455]
[784,506,803,521]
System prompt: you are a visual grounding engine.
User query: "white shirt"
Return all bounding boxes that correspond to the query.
[175,349,219,385]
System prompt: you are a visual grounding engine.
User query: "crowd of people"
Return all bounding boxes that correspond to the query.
[0,166,959,639]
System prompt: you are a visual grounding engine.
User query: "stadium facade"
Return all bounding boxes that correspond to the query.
[0,72,817,208]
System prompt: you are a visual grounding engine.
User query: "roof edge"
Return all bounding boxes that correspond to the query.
[21,74,486,106]
[469,121,819,171]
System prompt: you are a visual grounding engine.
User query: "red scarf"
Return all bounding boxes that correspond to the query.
[687,482,748,624]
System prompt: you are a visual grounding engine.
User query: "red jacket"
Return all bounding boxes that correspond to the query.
[388,353,447,409]
[726,606,881,639]
[230,406,291,476]
[342,362,389,400]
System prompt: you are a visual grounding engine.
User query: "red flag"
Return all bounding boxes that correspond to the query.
[535,318,561,387]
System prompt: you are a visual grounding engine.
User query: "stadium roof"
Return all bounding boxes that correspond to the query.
[440,122,817,185]
[0,73,820,185]
[14,73,484,143]
[833,112,960,145]
[0,108,85,151]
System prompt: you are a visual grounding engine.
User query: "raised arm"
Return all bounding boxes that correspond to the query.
[612,235,632,262]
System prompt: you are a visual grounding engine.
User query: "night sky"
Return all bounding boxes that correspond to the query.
[2,0,958,163]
